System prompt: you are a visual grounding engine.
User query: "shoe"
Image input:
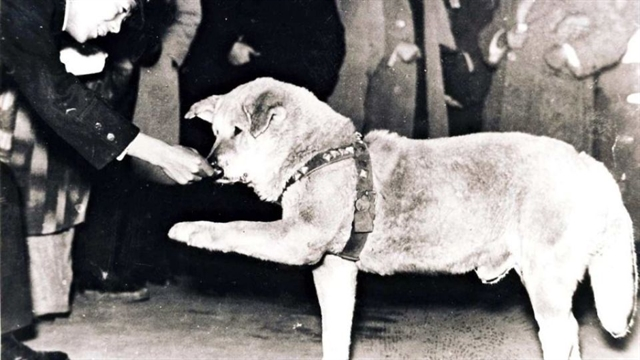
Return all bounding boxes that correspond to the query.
[78,275,150,303]
[1,334,69,360]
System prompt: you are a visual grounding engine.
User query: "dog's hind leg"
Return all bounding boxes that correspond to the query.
[521,266,582,360]
[312,255,358,360]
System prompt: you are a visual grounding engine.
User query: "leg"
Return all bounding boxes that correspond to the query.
[312,255,358,360]
[522,270,582,360]
[1,163,33,334]
[169,219,330,266]
[74,162,149,298]
[1,163,69,360]
[27,229,74,316]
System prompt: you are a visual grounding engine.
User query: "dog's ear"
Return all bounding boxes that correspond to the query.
[185,95,221,123]
[242,90,287,138]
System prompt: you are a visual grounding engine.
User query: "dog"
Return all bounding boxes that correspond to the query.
[169,78,637,360]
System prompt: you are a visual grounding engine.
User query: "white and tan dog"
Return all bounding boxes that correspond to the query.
[169,78,637,360]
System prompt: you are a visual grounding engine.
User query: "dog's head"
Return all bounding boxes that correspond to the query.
[185,78,355,202]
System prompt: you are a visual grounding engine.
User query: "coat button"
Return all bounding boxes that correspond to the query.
[95,122,103,130]
[395,20,406,29]
[106,133,115,141]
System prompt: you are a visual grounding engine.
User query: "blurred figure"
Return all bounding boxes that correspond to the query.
[1,163,70,360]
[72,43,155,300]
[596,20,640,235]
[180,0,345,154]
[133,0,200,160]
[442,0,495,136]
[124,0,205,286]
[329,0,455,139]
[327,0,385,133]
[480,0,638,155]
[1,0,213,356]
[73,0,203,299]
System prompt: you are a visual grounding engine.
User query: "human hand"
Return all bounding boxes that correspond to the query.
[627,93,640,105]
[544,46,567,71]
[487,28,508,65]
[158,145,215,184]
[506,27,528,50]
[127,133,215,185]
[387,41,421,67]
[228,38,260,66]
[444,94,463,109]
[545,44,582,77]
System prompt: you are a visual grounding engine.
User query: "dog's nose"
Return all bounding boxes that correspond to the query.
[209,161,224,180]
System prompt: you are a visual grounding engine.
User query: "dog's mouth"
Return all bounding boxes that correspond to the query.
[209,161,249,185]
[216,174,249,185]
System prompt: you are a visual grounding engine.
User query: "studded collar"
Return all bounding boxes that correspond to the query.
[282,132,376,261]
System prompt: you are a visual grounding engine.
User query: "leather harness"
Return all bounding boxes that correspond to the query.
[282,133,376,261]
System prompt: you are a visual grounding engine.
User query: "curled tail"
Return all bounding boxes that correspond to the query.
[588,205,638,338]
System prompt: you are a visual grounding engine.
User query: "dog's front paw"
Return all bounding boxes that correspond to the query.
[168,221,217,249]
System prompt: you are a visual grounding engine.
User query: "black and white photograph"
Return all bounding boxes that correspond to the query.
[1,0,639,359]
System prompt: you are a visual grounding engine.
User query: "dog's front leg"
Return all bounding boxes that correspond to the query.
[313,255,358,360]
[169,220,330,266]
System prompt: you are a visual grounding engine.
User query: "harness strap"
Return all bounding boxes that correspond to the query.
[283,133,375,262]
[338,136,375,261]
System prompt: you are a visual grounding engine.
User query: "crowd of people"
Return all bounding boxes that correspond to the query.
[1,0,639,359]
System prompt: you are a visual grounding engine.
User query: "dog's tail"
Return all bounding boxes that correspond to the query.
[588,183,638,338]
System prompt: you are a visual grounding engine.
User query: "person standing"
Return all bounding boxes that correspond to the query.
[180,0,345,154]
[479,0,638,154]
[73,0,204,299]
[329,0,456,139]
[1,0,213,357]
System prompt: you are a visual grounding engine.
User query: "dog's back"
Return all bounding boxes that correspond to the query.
[361,131,593,273]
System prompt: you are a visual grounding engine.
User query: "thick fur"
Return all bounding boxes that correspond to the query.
[170,78,637,360]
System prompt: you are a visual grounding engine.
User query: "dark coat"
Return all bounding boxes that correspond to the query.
[180,0,345,104]
[0,0,139,170]
[479,0,637,154]
[332,0,455,139]
[179,0,345,153]
[363,0,419,138]
[0,163,33,334]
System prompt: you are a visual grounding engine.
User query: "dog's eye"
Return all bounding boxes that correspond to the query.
[233,127,243,137]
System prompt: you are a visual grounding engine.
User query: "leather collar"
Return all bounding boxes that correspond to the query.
[283,133,375,261]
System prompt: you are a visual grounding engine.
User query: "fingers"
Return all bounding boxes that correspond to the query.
[387,42,421,67]
[444,94,463,109]
[488,29,508,65]
[159,146,217,185]
[506,29,527,49]
[489,28,506,50]
[197,161,216,177]
[182,146,215,177]
[387,50,398,67]
[397,44,421,63]
[177,146,216,178]
[248,47,261,57]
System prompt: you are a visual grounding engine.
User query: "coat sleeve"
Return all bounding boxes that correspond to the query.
[0,0,139,170]
[564,0,640,78]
